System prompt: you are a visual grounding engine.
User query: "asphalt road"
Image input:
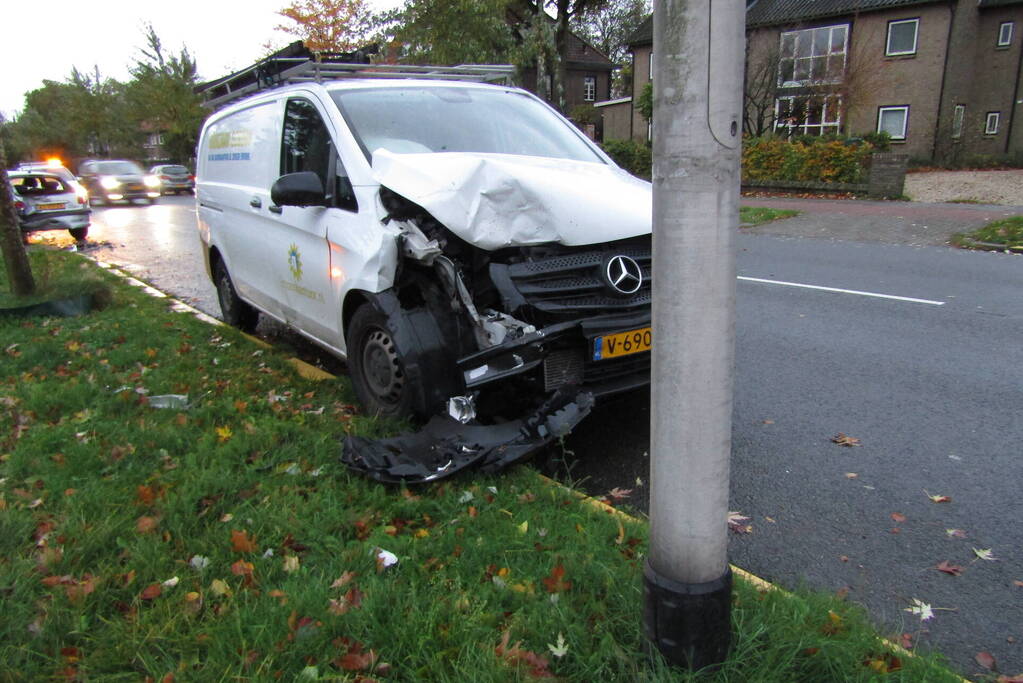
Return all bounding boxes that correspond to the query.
[51,194,1023,677]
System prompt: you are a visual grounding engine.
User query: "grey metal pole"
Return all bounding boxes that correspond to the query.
[644,0,744,670]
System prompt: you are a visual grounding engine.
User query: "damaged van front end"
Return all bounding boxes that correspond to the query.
[342,150,652,482]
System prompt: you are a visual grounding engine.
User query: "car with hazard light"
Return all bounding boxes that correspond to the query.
[195,64,653,481]
[78,159,161,205]
[8,170,91,240]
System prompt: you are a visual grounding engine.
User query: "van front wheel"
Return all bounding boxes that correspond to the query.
[347,306,415,419]
[214,261,259,332]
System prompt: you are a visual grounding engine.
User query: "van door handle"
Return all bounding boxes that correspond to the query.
[269,205,283,214]
[249,197,262,208]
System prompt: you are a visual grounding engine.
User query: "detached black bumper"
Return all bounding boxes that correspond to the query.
[341,389,594,483]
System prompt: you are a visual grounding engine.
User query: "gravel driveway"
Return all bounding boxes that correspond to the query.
[905,169,1023,205]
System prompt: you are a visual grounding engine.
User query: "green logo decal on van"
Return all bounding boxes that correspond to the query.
[288,244,303,281]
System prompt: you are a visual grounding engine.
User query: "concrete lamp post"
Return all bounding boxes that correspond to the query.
[644,0,744,670]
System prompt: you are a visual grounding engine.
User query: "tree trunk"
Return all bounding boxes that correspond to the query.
[0,139,36,297]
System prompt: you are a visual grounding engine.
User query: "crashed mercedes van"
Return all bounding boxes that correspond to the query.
[196,74,652,481]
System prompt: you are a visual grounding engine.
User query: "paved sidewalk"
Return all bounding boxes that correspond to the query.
[741,197,1023,247]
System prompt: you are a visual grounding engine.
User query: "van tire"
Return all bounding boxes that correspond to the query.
[214,261,259,332]
[69,227,88,241]
[347,305,415,419]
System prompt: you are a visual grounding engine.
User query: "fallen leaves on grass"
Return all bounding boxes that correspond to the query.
[935,561,964,576]
[328,587,364,616]
[231,529,257,553]
[282,555,300,573]
[864,653,903,674]
[831,433,861,447]
[495,630,554,678]
[140,583,162,600]
[821,610,845,635]
[541,564,572,593]
[136,516,160,534]
[547,633,569,658]
[331,572,356,589]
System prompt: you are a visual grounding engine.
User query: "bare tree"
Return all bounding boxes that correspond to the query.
[743,43,779,137]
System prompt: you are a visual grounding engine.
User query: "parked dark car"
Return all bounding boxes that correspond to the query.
[78,160,161,205]
[8,170,91,240]
[149,164,195,195]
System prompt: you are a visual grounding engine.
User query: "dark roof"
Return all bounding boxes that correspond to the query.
[747,0,941,27]
[625,15,652,47]
[627,0,949,44]
[978,0,1023,7]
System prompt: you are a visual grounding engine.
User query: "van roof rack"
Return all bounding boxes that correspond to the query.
[196,42,516,110]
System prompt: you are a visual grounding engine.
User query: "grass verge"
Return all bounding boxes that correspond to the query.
[0,250,962,681]
[0,248,112,308]
[952,215,1023,251]
[739,206,800,226]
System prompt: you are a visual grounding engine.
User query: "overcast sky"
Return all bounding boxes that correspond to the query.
[2,0,402,119]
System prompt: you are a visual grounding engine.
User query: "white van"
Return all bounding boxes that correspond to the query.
[196,73,652,475]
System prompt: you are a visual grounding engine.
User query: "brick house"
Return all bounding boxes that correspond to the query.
[600,0,1023,163]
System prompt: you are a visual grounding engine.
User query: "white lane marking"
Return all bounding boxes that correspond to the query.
[738,276,946,306]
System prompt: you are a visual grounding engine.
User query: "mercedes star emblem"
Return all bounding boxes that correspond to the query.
[604,255,643,295]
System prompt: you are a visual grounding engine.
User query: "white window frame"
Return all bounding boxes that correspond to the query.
[777,24,848,88]
[951,104,965,140]
[648,51,653,81]
[886,18,919,56]
[583,76,596,102]
[774,95,843,137]
[985,112,1000,135]
[877,105,909,140]
[998,21,1014,47]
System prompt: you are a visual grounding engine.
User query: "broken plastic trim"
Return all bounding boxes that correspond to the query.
[341,389,595,483]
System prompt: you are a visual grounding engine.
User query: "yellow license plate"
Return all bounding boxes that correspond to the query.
[593,326,652,361]
[38,202,66,210]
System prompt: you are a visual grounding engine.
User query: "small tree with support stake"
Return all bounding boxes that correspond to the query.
[0,133,35,297]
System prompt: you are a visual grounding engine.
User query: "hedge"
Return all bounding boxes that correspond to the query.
[602,139,652,180]
[742,136,875,184]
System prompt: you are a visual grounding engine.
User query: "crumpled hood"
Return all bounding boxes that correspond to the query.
[372,150,652,251]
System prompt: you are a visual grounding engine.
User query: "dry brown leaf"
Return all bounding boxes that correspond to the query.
[136,516,159,534]
[140,583,162,600]
[230,529,257,553]
[890,512,906,523]
[975,651,996,670]
[831,433,861,447]
[541,564,572,593]
[936,561,964,576]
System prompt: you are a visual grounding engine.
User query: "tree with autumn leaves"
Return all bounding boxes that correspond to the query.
[276,0,633,112]
[276,0,374,54]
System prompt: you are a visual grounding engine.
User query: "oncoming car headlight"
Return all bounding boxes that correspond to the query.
[144,175,161,189]
[100,176,121,190]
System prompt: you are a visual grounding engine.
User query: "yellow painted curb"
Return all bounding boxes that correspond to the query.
[287,357,336,381]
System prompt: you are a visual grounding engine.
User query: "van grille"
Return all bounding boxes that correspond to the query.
[502,239,652,322]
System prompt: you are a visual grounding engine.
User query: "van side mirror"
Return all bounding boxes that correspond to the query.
[271,172,325,207]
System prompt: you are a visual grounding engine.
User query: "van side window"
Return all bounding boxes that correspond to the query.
[281,98,332,192]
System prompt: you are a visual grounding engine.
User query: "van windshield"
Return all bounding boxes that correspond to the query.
[331,86,603,163]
